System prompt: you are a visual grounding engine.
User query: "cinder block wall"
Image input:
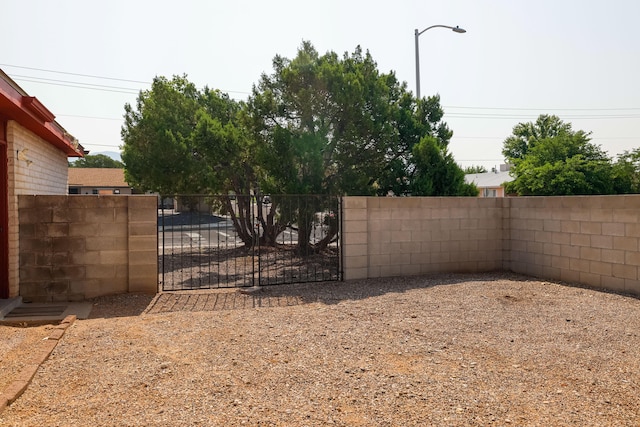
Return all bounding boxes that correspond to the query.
[508,196,640,295]
[18,195,157,302]
[343,195,640,296]
[343,197,505,280]
[6,121,70,298]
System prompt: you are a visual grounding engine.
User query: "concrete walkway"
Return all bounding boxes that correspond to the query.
[0,298,92,325]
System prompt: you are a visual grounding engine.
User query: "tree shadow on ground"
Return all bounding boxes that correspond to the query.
[257,271,533,306]
[146,272,538,314]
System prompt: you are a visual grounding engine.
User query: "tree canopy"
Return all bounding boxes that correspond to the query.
[612,148,640,194]
[121,75,246,196]
[247,41,474,198]
[503,115,624,195]
[121,42,478,250]
[69,154,123,168]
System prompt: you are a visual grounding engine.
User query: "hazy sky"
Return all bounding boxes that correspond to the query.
[2,0,639,169]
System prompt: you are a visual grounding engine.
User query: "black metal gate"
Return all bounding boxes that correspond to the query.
[158,194,341,291]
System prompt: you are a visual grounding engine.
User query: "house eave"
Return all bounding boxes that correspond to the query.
[0,69,85,157]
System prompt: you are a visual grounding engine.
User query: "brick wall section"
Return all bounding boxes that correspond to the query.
[18,195,157,302]
[6,121,69,297]
[343,197,504,280]
[343,195,640,296]
[508,196,640,295]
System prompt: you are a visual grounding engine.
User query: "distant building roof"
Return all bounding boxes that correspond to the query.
[68,168,129,187]
[465,170,513,188]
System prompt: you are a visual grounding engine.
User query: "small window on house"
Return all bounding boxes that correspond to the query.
[69,187,79,194]
[483,188,497,198]
[92,189,98,195]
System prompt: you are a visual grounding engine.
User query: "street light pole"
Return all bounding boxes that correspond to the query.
[414,25,466,99]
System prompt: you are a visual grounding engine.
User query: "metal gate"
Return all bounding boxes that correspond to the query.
[158,194,342,291]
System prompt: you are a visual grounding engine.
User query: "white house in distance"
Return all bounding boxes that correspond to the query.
[465,164,514,197]
[0,69,85,299]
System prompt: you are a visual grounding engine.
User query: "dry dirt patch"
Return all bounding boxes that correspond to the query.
[1,274,640,426]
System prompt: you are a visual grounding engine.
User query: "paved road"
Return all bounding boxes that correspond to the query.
[158,225,302,249]
[158,210,332,249]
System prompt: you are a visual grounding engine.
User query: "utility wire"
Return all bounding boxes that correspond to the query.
[3,63,637,112]
[2,63,250,96]
[446,105,640,112]
[12,74,140,93]
[14,77,140,95]
[1,63,150,84]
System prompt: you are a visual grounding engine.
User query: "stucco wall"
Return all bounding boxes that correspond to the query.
[6,120,69,297]
[18,195,157,302]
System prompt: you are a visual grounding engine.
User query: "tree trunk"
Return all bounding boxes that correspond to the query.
[223,195,255,247]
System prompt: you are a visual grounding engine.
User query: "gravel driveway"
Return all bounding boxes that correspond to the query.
[1,273,640,426]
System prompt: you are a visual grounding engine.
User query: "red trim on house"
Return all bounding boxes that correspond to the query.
[21,96,56,122]
[0,119,8,299]
[0,71,84,157]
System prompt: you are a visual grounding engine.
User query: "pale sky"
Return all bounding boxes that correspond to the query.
[2,0,639,169]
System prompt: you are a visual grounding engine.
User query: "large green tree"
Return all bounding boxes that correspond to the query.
[503,115,615,195]
[122,75,247,193]
[69,154,123,168]
[247,42,472,252]
[121,75,261,245]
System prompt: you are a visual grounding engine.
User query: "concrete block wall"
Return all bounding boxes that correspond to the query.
[343,195,640,296]
[18,195,157,302]
[6,121,70,297]
[343,197,505,280]
[508,196,640,295]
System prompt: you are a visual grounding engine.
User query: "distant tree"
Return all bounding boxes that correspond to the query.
[69,154,123,168]
[463,165,488,174]
[502,114,574,162]
[411,136,478,196]
[612,148,640,193]
[503,116,615,195]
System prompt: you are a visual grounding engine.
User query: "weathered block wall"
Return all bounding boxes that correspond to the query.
[343,197,505,280]
[508,196,640,295]
[18,195,157,302]
[6,120,70,297]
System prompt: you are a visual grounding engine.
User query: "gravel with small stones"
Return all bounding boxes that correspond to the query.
[1,273,640,426]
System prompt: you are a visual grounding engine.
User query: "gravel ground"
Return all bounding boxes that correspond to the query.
[1,273,640,426]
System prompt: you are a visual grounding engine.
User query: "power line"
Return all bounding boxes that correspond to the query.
[57,114,123,121]
[453,135,640,140]
[445,105,640,112]
[446,113,640,120]
[1,63,150,84]
[11,74,140,93]
[3,64,638,112]
[13,77,140,95]
[2,63,250,96]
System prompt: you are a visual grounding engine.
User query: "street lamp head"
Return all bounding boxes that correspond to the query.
[414,23,467,99]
